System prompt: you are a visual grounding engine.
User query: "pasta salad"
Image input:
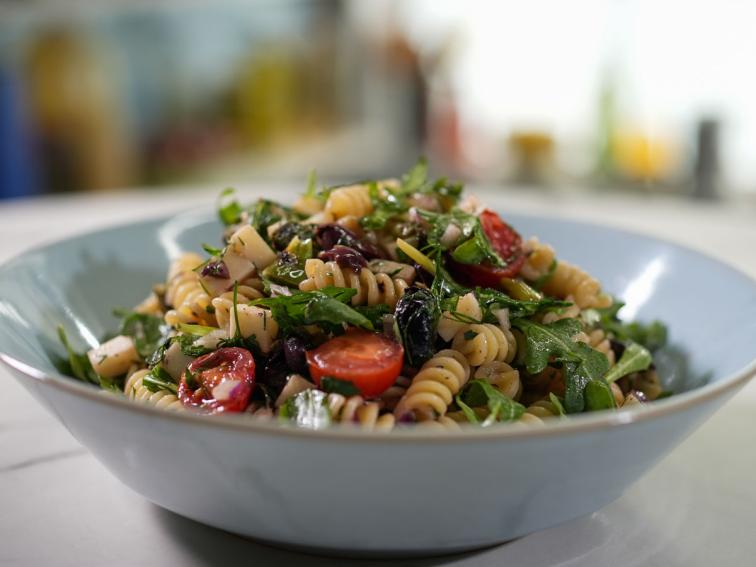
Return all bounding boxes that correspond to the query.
[58,161,669,430]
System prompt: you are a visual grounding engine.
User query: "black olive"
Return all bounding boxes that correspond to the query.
[318,245,367,273]
[393,287,441,368]
[314,224,383,259]
[283,335,309,376]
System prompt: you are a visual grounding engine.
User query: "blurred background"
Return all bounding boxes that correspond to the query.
[1,0,755,200]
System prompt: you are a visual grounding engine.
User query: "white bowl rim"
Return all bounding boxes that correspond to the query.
[1,207,755,443]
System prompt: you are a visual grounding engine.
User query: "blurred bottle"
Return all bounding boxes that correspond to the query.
[692,117,720,200]
[507,131,556,186]
[0,68,38,198]
[233,45,302,149]
[24,27,134,192]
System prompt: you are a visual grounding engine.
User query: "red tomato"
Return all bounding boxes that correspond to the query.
[178,347,255,413]
[306,330,404,398]
[449,209,525,288]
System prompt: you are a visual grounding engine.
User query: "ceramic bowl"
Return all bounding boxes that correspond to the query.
[1,209,755,556]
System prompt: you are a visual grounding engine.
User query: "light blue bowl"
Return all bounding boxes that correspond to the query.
[1,209,755,556]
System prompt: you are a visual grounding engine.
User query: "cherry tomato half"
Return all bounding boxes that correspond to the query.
[178,347,255,413]
[449,209,525,288]
[306,329,404,398]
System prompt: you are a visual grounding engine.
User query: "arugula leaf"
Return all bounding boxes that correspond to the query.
[474,288,571,320]
[142,366,178,395]
[401,157,428,194]
[361,182,408,230]
[455,394,479,424]
[57,327,119,391]
[57,326,100,385]
[513,318,610,413]
[176,334,215,358]
[304,169,319,199]
[320,377,361,396]
[202,243,224,257]
[114,309,171,360]
[177,323,216,337]
[548,393,567,416]
[584,379,616,411]
[279,389,331,429]
[594,301,668,351]
[605,342,652,384]
[218,187,243,226]
[353,303,391,329]
[250,199,295,243]
[430,256,469,298]
[421,209,504,267]
[458,379,525,423]
[252,287,372,334]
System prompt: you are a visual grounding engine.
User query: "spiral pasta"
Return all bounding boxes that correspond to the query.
[164,253,215,327]
[380,375,412,411]
[124,369,183,411]
[524,398,560,419]
[473,361,521,400]
[521,238,611,309]
[327,393,395,431]
[299,259,409,309]
[394,349,471,420]
[437,292,482,342]
[325,184,373,220]
[417,416,462,431]
[451,323,516,367]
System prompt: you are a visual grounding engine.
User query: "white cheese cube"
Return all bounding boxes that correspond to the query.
[87,335,140,379]
[199,249,257,297]
[229,225,276,271]
[228,304,278,354]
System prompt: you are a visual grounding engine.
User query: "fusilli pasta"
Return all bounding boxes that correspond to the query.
[451,323,516,367]
[394,349,471,420]
[164,253,215,327]
[299,259,409,308]
[124,369,183,411]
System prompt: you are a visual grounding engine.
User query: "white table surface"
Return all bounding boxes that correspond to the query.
[1,185,755,567]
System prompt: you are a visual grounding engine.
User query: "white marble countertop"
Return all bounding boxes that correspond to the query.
[1,185,755,567]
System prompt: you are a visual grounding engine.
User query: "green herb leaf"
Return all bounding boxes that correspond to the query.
[605,342,653,384]
[458,379,525,423]
[218,187,243,226]
[252,287,372,335]
[279,389,331,429]
[513,318,610,413]
[421,209,504,267]
[320,377,361,396]
[202,243,224,257]
[455,394,479,424]
[57,326,99,385]
[114,309,171,361]
[249,199,298,243]
[401,157,428,194]
[548,393,567,416]
[594,301,668,351]
[353,303,391,330]
[177,323,216,337]
[474,288,571,320]
[57,326,118,391]
[142,366,178,395]
[584,379,616,411]
[176,334,215,358]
